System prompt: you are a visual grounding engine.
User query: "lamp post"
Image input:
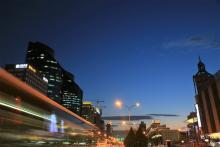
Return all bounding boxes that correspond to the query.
[126,102,140,123]
[115,100,140,125]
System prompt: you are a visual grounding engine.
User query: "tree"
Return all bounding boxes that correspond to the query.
[124,127,136,147]
[135,125,148,147]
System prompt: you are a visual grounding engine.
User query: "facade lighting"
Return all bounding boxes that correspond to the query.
[15,64,28,69]
[195,104,202,127]
[43,77,48,83]
[28,65,36,73]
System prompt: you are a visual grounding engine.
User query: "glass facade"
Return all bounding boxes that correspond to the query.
[25,41,83,116]
[26,42,63,103]
[61,70,82,115]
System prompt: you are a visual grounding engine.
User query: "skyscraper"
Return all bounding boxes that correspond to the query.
[26,41,62,103]
[193,58,220,136]
[25,41,84,115]
[61,69,83,115]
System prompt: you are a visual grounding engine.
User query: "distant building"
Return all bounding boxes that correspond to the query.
[151,120,164,129]
[193,58,220,136]
[81,101,104,130]
[147,121,180,145]
[61,69,83,115]
[94,107,105,131]
[185,112,198,141]
[139,121,146,132]
[106,123,113,137]
[26,41,63,103]
[159,129,180,144]
[82,101,95,122]
[5,63,48,95]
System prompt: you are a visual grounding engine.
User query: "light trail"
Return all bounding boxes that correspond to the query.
[0,68,98,130]
[0,100,50,121]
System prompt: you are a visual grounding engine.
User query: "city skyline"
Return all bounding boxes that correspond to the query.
[1,0,220,129]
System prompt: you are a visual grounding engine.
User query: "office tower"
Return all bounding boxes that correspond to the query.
[26,41,63,103]
[81,101,95,122]
[26,41,84,116]
[193,58,220,135]
[81,101,104,130]
[5,63,48,95]
[61,69,83,115]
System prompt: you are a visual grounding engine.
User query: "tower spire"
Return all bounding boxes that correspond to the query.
[197,56,206,72]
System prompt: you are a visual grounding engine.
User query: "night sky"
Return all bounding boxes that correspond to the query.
[1,0,220,129]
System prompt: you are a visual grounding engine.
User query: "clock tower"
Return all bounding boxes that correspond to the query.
[193,57,220,135]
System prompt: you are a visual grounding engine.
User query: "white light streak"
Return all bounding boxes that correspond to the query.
[0,100,50,121]
[195,104,202,127]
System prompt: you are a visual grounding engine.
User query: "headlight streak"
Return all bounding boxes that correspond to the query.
[0,100,51,121]
[0,68,99,137]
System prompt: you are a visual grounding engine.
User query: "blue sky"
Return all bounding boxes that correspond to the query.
[1,0,220,129]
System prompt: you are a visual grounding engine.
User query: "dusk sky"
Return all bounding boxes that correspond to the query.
[1,0,220,129]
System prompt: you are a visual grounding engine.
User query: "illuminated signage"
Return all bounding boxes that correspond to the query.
[195,104,202,127]
[28,65,36,73]
[15,64,27,69]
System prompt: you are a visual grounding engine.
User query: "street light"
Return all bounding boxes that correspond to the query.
[115,99,123,109]
[136,102,140,107]
[114,100,140,125]
[126,102,140,123]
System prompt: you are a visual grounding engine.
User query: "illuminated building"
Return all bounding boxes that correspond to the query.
[4,63,48,95]
[193,58,220,136]
[185,112,198,140]
[151,120,162,129]
[26,41,63,103]
[26,41,84,115]
[82,101,95,122]
[157,129,180,144]
[147,121,180,145]
[82,101,104,130]
[61,69,82,115]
